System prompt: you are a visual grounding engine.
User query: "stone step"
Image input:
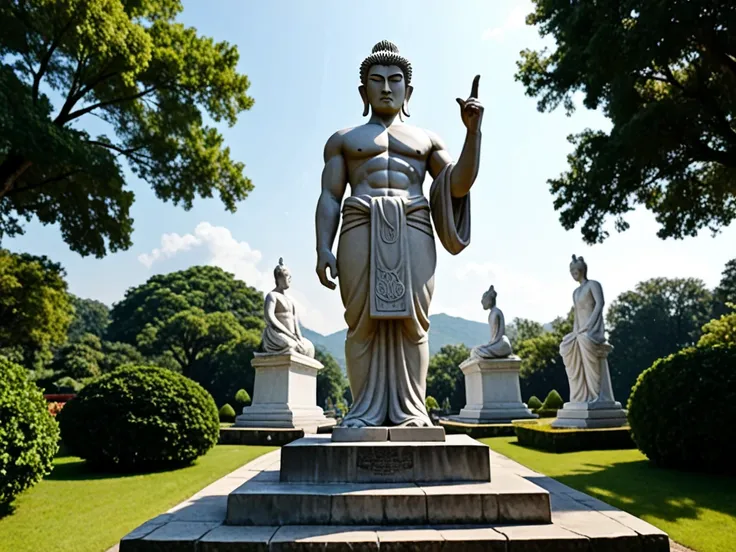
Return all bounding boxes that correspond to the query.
[279,434,491,484]
[226,471,551,526]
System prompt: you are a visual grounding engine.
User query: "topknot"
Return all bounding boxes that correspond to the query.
[359,40,412,85]
[372,40,399,54]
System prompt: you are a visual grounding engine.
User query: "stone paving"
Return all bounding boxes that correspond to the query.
[113,447,680,551]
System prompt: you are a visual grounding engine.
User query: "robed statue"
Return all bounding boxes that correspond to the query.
[559,255,617,405]
[315,41,483,428]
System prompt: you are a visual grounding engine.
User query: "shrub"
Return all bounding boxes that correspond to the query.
[58,365,219,472]
[234,388,251,410]
[514,422,635,453]
[628,345,736,474]
[219,403,236,423]
[0,357,59,507]
[542,389,564,410]
[527,395,543,410]
[425,395,440,412]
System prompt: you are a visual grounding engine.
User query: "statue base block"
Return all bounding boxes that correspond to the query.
[279,434,490,484]
[551,401,628,429]
[234,352,335,434]
[331,426,446,442]
[455,356,537,423]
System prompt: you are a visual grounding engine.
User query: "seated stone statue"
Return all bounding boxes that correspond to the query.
[470,285,513,360]
[260,258,315,358]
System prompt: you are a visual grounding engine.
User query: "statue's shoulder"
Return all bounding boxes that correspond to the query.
[324,127,360,160]
[421,127,448,151]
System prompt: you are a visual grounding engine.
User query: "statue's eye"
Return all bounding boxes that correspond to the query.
[389,76,403,83]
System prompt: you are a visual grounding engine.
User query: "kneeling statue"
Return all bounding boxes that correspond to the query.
[260,258,315,358]
[470,285,513,360]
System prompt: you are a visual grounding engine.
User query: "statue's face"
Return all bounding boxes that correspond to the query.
[481,292,494,310]
[277,269,292,289]
[365,64,406,115]
[570,267,583,282]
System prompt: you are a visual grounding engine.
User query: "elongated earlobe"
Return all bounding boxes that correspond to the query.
[359,85,369,117]
[402,85,414,118]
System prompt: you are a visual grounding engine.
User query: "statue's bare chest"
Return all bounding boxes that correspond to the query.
[343,125,431,164]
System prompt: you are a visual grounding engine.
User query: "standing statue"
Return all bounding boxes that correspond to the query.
[260,258,315,358]
[559,255,617,404]
[470,285,513,359]
[315,40,483,428]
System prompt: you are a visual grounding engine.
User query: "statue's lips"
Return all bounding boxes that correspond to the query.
[380,97,393,103]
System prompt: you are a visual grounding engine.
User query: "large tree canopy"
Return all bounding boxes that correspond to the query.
[0,248,72,366]
[714,258,736,316]
[0,0,254,256]
[67,295,109,341]
[607,277,713,401]
[517,0,736,244]
[314,347,347,411]
[426,344,470,413]
[107,265,264,345]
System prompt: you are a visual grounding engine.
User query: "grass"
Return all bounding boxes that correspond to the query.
[0,445,274,552]
[483,437,736,552]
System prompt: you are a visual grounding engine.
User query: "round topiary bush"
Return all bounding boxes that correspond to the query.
[219,403,236,423]
[527,396,543,410]
[234,388,251,410]
[542,389,564,410]
[0,357,59,507]
[58,365,219,472]
[628,345,736,474]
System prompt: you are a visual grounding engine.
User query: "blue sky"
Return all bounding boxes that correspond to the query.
[5,0,736,334]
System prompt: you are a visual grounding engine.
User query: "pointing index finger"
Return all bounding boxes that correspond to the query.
[470,75,480,99]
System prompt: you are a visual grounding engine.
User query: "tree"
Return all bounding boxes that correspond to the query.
[138,308,248,378]
[698,304,736,348]
[426,344,470,413]
[509,317,545,349]
[516,1,736,244]
[607,278,713,401]
[516,312,573,402]
[67,295,109,341]
[314,347,346,410]
[0,249,73,368]
[196,331,260,408]
[713,259,736,317]
[108,265,264,345]
[0,0,255,257]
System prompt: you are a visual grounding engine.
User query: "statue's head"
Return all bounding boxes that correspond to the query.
[569,255,588,283]
[481,285,497,310]
[274,257,292,290]
[359,40,413,119]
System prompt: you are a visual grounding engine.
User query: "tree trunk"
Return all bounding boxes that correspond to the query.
[0,154,32,199]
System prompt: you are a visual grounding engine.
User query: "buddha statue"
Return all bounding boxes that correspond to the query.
[559,255,617,404]
[470,285,513,359]
[314,40,483,428]
[260,258,315,358]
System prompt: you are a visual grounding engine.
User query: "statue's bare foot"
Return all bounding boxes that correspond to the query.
[340,419,366,428]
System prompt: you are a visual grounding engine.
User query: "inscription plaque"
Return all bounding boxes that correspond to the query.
[356,447,413,476]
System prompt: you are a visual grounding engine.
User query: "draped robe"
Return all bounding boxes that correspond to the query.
[336,165,470,427]
[470,307,513,359]
[559,282,616,404]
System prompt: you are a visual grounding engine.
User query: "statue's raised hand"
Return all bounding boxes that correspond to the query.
[316,248,338,290]
[456,75,484,133]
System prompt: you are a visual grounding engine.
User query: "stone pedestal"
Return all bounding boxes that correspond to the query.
[452,356,537,423]
[551,400,628,429]
[234,352,335,433]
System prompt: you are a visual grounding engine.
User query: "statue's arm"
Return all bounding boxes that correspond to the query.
[581,282,605,333]
[426,129,481,198]
[264,294,295,338]
[315,132,348,289]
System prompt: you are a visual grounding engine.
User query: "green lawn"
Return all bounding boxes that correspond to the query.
[484,437,736,552]
[0,445,274,552]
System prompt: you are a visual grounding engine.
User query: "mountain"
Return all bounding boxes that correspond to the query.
[302,313,490,370]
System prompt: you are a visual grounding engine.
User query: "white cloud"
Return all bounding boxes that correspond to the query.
[138,222,337,334]
[482,3,531,41]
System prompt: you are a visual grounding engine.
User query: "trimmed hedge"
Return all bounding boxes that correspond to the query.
[219,403,236,423]
[527,396,543,410]
[439,419,516,438]
[628,345,736,474]
[234,388,251,410]
[514,421,635,453]
[534,408,560,418]
[0,357,59,507]
[542,389,564,410]
[58,365,219,472]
